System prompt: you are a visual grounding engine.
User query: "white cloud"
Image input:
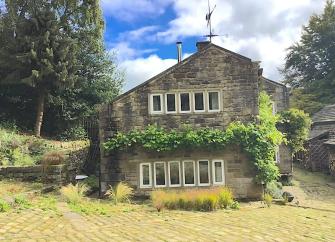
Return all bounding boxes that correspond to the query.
[107,0,326,91]
[155,0,325,81]
[109,42,157,61]
[120,55,177,91]
[101,0,173,22]
[117,26,159,42]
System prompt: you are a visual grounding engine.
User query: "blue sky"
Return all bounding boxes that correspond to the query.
[101,0,325,92]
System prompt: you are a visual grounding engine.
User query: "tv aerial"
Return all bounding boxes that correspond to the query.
[204,0,228,42]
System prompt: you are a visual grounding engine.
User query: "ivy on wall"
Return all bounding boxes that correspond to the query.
[104,92,284,184]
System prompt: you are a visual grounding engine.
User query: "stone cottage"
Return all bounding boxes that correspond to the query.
[99,41,291,199]
[299,104,335,175]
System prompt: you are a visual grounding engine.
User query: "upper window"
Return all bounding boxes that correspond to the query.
[140,163,152,188]
[275,150,280,163]
[198,160,210,186]
[272,102,277,114]
[166,93,176,113]
[180,93,191,113]
[208,91,220,112]
[194,92,205,112]
[212,160,225,185]
[150,94,163,114]
[183,160,195,186]
[168,161,181,187]
[154,162,166,187]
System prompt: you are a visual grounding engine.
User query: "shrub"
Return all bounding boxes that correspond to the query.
[59,125,87,141]
[279,108,311,154]
[14,195,31,209]
[84,175,99,193]
[265,181,283,199]
[105,182,134,204]
[231,201,240,210]
[217,187,234,209]
[27,139,48,157]
[151,188,237,212]
[151,190,167,212]
[0,199,10,212]
[60,183,88,204]
[41,151,65,166]
[11,148,35,166]
[263,193,273,207]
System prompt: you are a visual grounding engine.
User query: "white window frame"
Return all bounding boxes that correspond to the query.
[275,150,280,164]
[140,163,152,188]
[272,101,277,115]
[182,160,195,186]
[197,160,210,186]
[212,160,225,185]
[207,91,221,112]
[154,161,167,188]
[193,92,205,112]
[165,93,177,114]
[179,92,191,113]
[150,94,163,114]
[168,161,181,187]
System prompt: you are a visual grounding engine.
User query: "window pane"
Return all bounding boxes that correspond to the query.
[209,92,219,110]
[155,163,166,186]
[169,162,180,185]
[180,93,190,111]
[142,164,150,185]
[194,93,204,111]
[214,162,223,183]
[152,95,161,111]
[167,94,176,112]
[199,160,209,184]
[184,161,194,185]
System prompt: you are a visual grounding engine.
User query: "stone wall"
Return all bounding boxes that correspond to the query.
[328,146,335,176]
[99,43,290,199]
[0,165,70,185]
[310,122,335,138]
[261,78,292,175]
[261,77,289,112]
[99,44,260,139]
[102,145,262,199]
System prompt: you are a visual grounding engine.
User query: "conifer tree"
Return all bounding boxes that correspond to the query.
[0,0,105,136]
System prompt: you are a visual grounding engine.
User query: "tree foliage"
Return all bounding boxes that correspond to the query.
[0,0,123,136]
[282,0,335,113]
[279,108,312,155]
[104,93,283,184]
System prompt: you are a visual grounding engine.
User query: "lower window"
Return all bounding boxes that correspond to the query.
[140,163,152,188]
[212,160,225,185]
[154,162,166,187]
[198,160,210,186]
[168,161,181,187]
[183,160,195,186]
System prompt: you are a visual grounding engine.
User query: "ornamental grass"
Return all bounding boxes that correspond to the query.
[151,187,238,212]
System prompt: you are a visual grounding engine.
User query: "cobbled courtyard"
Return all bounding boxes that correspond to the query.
[1,167,335,242]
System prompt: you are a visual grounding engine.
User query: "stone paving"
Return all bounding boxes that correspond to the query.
[0,200,334,242]
[1,167,335,242]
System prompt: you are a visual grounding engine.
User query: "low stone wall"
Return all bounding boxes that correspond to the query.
[0,165,72,185]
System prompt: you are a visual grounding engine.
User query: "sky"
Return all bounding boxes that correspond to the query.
[101,0,326,92]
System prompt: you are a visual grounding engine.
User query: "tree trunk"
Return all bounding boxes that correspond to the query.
[34,90,46,137]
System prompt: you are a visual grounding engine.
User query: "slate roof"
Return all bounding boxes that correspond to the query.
[312,104,335,123]
[261,76,286,88]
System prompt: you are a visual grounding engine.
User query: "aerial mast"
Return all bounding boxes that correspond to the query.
[205,0,218,42]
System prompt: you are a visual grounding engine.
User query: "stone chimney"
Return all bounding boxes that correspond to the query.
[176,41,182,63]
[196,41,210,52]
